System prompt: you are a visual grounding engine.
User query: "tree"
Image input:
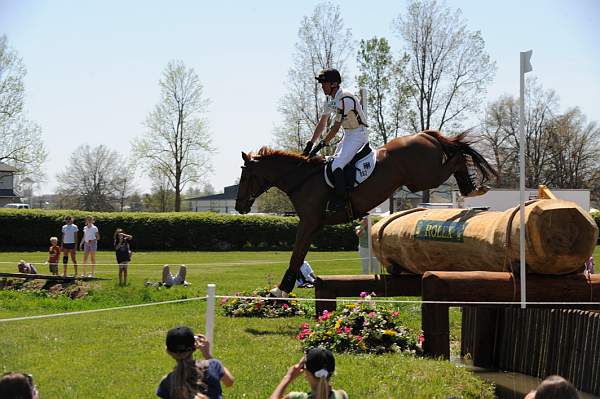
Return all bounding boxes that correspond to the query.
[0,35,47,183]
[356,37,410,147]
[133,60,213,212]
[255,188,294,214]
[56,145,126,211]
[273,2,353,151]
[143,167,176,212]
[478,78,559,188]
[394,0,496,201]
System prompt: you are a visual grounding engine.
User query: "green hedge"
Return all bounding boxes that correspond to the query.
[0,209,358,251]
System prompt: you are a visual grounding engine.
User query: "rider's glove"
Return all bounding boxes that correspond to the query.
[302,141,313,157]
[308,140,327,158]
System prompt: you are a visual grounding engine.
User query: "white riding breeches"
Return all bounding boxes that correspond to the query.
[331,127,369,171]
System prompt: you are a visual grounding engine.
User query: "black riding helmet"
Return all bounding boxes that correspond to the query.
[315,68,342,84]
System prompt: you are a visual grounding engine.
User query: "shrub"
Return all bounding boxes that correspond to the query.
[220,287,308,318]
[298,292,420,354]
[0,209,358,251]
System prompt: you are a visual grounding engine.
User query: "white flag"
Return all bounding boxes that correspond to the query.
[520,50,533,74]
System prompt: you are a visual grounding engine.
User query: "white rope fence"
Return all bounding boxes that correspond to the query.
[0,296,207,323]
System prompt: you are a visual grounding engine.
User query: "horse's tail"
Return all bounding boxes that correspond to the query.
[422,130,498,183]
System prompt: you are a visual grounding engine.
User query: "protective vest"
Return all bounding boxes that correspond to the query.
[334,89,368,130]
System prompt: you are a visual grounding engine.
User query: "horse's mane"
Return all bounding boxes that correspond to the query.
[249,147,323,165]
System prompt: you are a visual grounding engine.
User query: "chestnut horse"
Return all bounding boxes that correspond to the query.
[235,130,496,296]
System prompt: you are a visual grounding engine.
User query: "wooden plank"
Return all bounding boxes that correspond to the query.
[0,272,110,281]
[422,303,449,359]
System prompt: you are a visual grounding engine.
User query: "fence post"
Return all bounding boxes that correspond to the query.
[206,284,216,349]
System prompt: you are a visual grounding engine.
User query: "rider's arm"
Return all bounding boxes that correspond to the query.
[322,121,342,145]
[309,113,330,143]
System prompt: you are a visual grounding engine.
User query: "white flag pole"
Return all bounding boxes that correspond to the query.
[519,50,532,309]
[359,87,375,274]
[206,284,216,348]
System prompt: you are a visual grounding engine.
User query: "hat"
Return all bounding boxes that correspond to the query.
[166,326,196,353]
[315,68,342,84]
[305,348,335,377]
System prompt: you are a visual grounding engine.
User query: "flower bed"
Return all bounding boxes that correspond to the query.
[220,287,308,318]
[298,292,420,354]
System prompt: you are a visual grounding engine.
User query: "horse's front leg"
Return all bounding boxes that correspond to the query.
[271,221,321,297]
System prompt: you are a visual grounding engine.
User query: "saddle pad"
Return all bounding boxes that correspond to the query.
[324,150,377,188]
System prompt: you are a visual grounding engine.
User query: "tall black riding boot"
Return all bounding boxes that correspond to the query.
[328,168,347,212]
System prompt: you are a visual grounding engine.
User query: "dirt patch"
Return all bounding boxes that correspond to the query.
[0,278,92,299]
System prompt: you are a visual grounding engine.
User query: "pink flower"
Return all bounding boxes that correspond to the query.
[418,335,425,344]
[356,335,363,341]
[392,311,399,317]
[343,327,351,334]
[359,291,368,298]
[219,297,229,305]
[319,310,331,321]
[301,322,310,329]
[282,303,289,310]
[367,311,377,318]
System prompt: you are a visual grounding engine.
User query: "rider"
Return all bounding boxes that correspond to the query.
[302,68,369,212]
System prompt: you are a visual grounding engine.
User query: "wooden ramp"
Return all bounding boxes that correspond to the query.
[0,272,110,281]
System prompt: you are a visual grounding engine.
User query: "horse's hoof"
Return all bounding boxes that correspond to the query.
[464,185,490,197]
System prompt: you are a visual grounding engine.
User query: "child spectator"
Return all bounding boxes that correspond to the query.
[80,215,100,277]
[524,375,579,398]
[0,372,39,399]
[48,236,60,275]
[61,215,79,277]
[17,260,38,274]
[156,326,234,399]
[270,348,348,399]
[114,228,132,286]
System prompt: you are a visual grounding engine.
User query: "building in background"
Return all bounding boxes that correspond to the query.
[0,163,21,206]
[184,184,258,214]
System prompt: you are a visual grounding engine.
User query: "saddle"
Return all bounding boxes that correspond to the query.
[324,143,377,190]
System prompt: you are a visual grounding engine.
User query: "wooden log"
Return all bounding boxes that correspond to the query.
[314,274,421,318]
[0,272,110,281]
[421,271,600,304]
[372,200,598,275]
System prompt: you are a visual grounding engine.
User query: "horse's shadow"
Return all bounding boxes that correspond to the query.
[244,327,299,337]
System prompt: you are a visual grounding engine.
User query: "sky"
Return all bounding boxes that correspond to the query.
[1,0,599,196]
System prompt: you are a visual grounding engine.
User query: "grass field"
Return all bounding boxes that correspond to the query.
[7,246,597,398]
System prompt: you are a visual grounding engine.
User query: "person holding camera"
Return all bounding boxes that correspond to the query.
[270,348,348,399]
[156,326,234,399]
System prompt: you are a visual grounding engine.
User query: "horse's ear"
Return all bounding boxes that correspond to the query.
[242,152,249,163]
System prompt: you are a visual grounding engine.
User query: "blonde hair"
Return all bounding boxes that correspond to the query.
[169,354,208,399]
[315,373,328,399]
[50,236,58,242]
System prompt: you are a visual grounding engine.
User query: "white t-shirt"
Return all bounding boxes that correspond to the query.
[62,224,79,244]
[83,224,99,241]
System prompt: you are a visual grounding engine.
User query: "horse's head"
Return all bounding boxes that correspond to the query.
[235,152,271,214]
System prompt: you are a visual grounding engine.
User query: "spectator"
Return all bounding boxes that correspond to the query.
[296,261,316,288]
[156,326,234,399]
[61,215,79,277]
[355,217,379,274]
[162,265,189,287]
[270,348,348,399]
[584,256,595,274]
[0,372,39,399]
[524,375,579,399]
[114,228,133,286]
[17,260,38,274]
[80,215,100,277]
[48,236,60,275]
